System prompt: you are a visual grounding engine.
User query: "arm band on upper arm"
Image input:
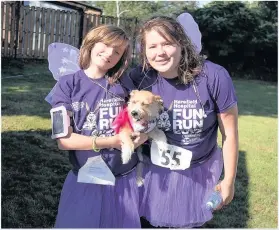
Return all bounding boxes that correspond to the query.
[50,105,70,139]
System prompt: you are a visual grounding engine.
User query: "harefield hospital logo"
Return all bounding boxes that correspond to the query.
[171,99,205,144]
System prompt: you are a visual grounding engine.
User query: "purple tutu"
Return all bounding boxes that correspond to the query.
[139,147,223,228]
[55,170,142,228]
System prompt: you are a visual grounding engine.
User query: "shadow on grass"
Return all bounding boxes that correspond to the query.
[234,79,277,118]
[1,71,55,119]
[2,129,250,228]
[202,150,249,228]
[1,59,49,77]
[1,60,55,120]
[1,129,71,228]
[141,151,249,228]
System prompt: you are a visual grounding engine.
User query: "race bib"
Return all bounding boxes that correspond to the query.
[151,141,193,170]
[77,155,115,186]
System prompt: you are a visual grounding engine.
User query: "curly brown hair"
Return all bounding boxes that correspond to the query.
[138,16,203,84]
[79,24,131,83]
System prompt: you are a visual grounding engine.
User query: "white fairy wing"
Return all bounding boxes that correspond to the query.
[45,82,58,104]
[177,13,202,54]
[45,43,80,103]
[48,42,80,80]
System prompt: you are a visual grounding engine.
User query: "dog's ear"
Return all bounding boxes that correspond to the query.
[130,90,139,97]
[154,95,164,112]
[154,95,163,104]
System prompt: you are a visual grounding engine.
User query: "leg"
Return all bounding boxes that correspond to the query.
[148,128,167,151]
[136,146,144,186]
[119,130,135,164]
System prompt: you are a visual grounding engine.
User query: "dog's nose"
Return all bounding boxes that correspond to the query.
[131,110,138,117]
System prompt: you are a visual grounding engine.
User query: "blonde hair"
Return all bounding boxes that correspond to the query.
[79,24,131,83]
[138,16,203,85]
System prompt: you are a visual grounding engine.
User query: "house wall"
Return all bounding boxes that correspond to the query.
[85,9,102,16]
[24,1,76,12]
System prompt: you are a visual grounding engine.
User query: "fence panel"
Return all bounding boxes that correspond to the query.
[39,7,45,58]
[34,7,41,57]
[4,3,10,56]
[1,3,4,44]
[74,11,81,47]
[69,11,75,45]
[9,3,16,57]
[23,6,29,57]
[1,2,139,64]
[17,5,24,58]
[49,9,56,48]
[54,9,60,43]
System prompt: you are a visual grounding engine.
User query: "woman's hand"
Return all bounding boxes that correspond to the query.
[214,180,235,211]
[109,134,122,150]
[106,132,148,151]
[131,132,148,148]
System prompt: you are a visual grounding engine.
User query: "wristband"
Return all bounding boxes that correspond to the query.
[92,135,100,152]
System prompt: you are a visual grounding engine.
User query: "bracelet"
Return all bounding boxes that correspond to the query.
[92,135,100,152]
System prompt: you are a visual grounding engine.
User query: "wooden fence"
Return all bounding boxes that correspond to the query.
[1,2,139,63]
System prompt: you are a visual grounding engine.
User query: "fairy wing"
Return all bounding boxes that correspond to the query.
[177,12,202,54]
[45,43,80,103]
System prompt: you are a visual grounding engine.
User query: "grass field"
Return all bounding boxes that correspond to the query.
[1,62,278,228]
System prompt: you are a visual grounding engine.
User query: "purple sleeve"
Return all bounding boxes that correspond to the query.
[210,67,238,113]
[119,74,136,95]
[50,74,74,111]
[126,66,144,88]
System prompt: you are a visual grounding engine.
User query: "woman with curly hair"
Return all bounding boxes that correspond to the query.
[128,15,239,228]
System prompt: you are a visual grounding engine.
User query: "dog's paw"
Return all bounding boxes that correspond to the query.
[156,141,168,152]
[136,177,144,187]
[121,144,134,164]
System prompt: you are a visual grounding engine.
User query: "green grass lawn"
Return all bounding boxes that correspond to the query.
[1,62,278,228]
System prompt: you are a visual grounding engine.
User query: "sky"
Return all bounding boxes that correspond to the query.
[197,0,213,7]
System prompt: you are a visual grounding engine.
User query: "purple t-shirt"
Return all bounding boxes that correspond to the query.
[50,69,137,176]
[128,60,237,165]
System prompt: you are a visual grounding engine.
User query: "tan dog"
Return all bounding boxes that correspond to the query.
[112,90,167,185]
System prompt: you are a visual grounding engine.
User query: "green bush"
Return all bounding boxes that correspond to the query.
[192,1,277,81]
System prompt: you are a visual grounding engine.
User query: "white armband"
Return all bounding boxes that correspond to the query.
[50,106,70,139]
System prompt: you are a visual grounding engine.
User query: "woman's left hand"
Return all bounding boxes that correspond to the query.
[215,180,235,210]
[131,132,148,148]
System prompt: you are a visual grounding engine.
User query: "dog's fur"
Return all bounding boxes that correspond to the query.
[112,90,167,186]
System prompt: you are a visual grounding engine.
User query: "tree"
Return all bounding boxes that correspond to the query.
[258,1,278,22]
[192,1,277,77]
[86,1,198,22]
